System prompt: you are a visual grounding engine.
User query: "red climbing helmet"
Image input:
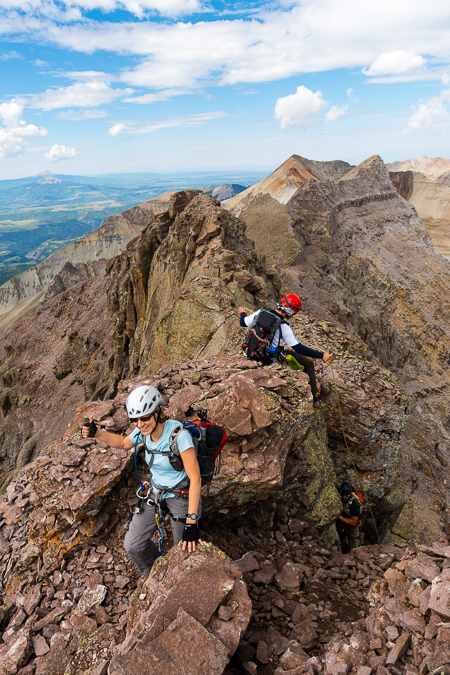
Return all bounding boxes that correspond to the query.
[281,294,302,313]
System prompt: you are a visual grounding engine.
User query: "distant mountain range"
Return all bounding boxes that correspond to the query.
[0,170,265,285]
[201,184,246,200]
[386,156,450,181]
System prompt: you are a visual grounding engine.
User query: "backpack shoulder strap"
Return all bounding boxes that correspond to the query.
[267,313,287,342]
[169,424,183,456]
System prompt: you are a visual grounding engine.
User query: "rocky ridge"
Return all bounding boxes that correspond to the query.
[223,156,353,217]
[0,163,449,673]
[1,394,449,675]
[0,190,278,490]
[0,171,448,542]
[224,154,450,546]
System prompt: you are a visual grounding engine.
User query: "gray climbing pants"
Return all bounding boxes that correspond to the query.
[124,492,202,576]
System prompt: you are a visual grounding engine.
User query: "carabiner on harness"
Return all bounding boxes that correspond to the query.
[136,481,150,499]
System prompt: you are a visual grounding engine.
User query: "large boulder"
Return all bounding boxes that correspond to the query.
[109,544,251,675]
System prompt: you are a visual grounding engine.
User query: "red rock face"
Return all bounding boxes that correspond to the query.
[389,170,415,200]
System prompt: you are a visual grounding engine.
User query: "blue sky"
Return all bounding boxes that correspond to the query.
[1,0,450,179]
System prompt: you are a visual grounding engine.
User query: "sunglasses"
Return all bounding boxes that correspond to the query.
[129,412,156,424]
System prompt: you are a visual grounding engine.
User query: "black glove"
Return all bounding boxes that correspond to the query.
[182,523,200,543]
[85,420,98,438]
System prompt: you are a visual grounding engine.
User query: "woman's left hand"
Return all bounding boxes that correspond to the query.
[182,523,204,553]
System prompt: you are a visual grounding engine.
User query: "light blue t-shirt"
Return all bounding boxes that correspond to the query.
[129,419,194,498]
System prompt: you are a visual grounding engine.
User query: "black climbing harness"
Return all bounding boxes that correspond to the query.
[124,435,188,556]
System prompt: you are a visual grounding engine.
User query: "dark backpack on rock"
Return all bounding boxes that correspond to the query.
[242,308,286,365]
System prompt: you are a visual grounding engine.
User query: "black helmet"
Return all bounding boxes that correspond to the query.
[338,481,353,497]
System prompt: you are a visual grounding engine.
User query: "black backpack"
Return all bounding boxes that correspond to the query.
[168,417,227,486]
[144,411,227,487]
[242,308,286,365]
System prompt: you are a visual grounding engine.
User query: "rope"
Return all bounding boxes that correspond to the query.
[134,435,145,492]
[289,317,382,543]
[260,276,383,544]
[329,363,381,545]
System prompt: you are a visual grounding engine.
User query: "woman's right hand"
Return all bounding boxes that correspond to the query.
[82,416,98,438]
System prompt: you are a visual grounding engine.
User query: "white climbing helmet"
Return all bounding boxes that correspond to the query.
[126,386,164,419]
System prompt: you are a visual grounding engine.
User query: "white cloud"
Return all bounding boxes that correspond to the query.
[407,86,450,130]
[325,104,348,124]
[108,123,128,136]
[107,111,227,135]
[2,2,450,90]
[58,108,108,120]
[0,0,200,18]
[0,99,24,127]
[29,80,132,111]
[0,50,23,61]
[88,0,201,17]
[0,99,47,159]
[346,88,357,102]
[44,143,78,161]
[275,86,327,129]
[122,88,192,104]
[363,50,426,77]
[64,70,113,81]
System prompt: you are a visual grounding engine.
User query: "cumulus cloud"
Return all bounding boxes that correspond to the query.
[0,99,47,159]
[407,86,450,130]
[363,50,426,77]
[29,80,132,111]
[325,104,348,124]
[44,143,78,161]
[107,111,227,135]
[275,86,328,129]
[108,123,128,136]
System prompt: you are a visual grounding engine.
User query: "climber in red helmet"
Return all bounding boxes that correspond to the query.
[239,294,333,405]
